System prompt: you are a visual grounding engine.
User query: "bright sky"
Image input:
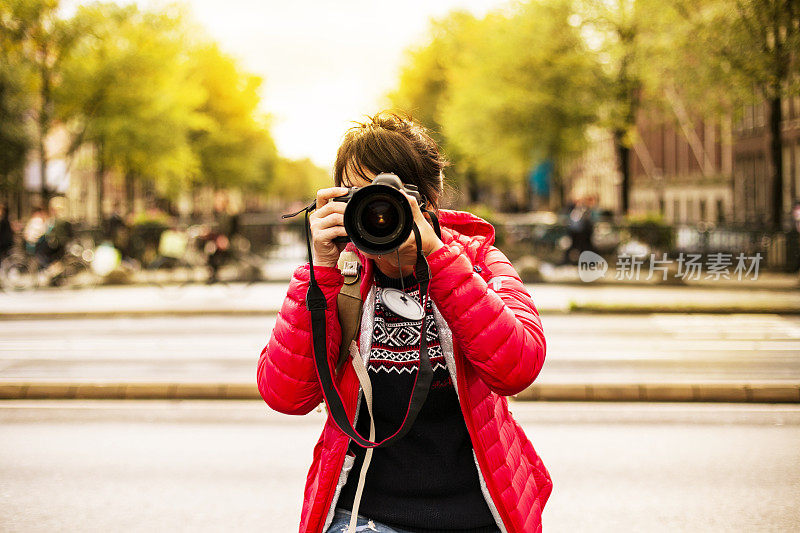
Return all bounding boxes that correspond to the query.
[133,0,507,169]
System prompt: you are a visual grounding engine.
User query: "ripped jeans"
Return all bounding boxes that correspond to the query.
[324,508,417,533]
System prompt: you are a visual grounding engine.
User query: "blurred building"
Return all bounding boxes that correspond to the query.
[628,110,734,226]
[10,124,247,227]
[561,126,621,214]
[733,92,800,227]
[566,92,800,230]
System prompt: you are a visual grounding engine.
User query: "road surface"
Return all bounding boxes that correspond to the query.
[1,400,798,532]
[1,314,798,384]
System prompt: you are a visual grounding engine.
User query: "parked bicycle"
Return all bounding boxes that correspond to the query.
[0,238,98,291]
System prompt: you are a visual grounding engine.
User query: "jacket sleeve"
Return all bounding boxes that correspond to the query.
[426,242,546,396]
[257,263,344,415]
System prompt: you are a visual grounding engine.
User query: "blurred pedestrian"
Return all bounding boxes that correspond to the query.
[105,202,131,260]
[581,195,597,252]
[205,192,239,283]
[0,203,13,261]
[560,195,595,265]
[23,206,48,255]
[789,201,800,273]
[37,197,74,268]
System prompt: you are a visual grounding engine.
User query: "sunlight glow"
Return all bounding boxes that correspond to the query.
[122,0,504,169]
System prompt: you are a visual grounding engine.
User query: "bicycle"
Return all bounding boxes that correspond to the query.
[0,239,98,292]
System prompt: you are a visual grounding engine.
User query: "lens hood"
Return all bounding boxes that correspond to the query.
[341,173,414,255]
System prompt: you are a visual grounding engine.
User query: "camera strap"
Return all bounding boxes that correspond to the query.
[425,208,441,240]
[301,207,433,448]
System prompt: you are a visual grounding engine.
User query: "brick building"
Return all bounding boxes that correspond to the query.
[629,92,800,228]
[565,92,800,229]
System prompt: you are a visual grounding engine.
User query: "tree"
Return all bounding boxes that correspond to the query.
[0,2,35,206]
[572,0,669,216]
[269,157,330,203]
[57,3,205,217]
[0,0,83,202]
[187,43,278,192]
[388,11,482,202]
[439,0,601,209]
[675,0,800,230]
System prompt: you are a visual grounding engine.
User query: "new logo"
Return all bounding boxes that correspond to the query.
[578,251,607,282]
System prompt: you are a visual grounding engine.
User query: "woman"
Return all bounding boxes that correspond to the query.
[258,112,552,533]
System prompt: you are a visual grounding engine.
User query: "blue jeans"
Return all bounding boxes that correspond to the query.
[324,508,417,533]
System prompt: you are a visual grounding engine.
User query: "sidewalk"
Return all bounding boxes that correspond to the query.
[1,278,798,319]
[1,275,797,403]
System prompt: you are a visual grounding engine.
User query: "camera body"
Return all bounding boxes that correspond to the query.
[331,173,426,255]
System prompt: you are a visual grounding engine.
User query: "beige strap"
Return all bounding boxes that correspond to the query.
[336,251,364,374]
[346,340,375,533]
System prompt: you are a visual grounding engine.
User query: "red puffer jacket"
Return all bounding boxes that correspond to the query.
[258,209,552,532]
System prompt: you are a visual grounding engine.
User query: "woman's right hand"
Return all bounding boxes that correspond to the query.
[309,187,350,269]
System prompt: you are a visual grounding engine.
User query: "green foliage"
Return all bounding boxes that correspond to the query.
[269,158,331,202]
[131,209,171,227]
[0,57,33,180]
[390,1,604,199]
[676,0,799,100]
[387,11,480,198]
[0,0,281,207]
[0,1,36,180]
[58,3,205,198]
[623,212,673,250]
[624,211,667,225]
[572,0,653,139]
[187,43,278,191]
[388,10,478,143]
[441,0,602,181]
[465,203,502,227]
[0,0,81,195]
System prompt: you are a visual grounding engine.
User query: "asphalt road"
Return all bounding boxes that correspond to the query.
[1,313,798,384]
[0,400,798,532]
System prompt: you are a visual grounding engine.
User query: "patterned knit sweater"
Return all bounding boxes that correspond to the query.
[335,265,497,532]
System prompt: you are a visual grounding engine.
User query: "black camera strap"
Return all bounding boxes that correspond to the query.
[425,208,441,241]
[299,207,433,448]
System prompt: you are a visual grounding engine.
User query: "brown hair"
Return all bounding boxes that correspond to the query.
[333,111,448,211]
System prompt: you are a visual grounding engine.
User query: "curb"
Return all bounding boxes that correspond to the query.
[0,309,280,321]
[1,381,798,403]
[567,303,800,315]
[3,305,800,320]
[514,383,800,403]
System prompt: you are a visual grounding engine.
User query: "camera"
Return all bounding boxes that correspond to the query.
[331,173,426,255]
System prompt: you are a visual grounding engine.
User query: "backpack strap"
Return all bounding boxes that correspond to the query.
[335,250,364,375]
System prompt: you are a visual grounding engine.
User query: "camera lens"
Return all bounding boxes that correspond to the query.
[343,179,414,255]
[362,198,399,238]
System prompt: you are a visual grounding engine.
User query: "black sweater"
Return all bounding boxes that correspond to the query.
[335,267,497,532]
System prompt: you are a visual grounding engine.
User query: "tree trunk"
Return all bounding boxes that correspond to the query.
[464,168,480,204]
[552,167,564,211]
[38,127,48,203]
[768,96,784,231]
[613,128,631,216]
[125,170,135,214]
[95,141,105,226]
[1,173,7,207]
[38,46,50,204]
